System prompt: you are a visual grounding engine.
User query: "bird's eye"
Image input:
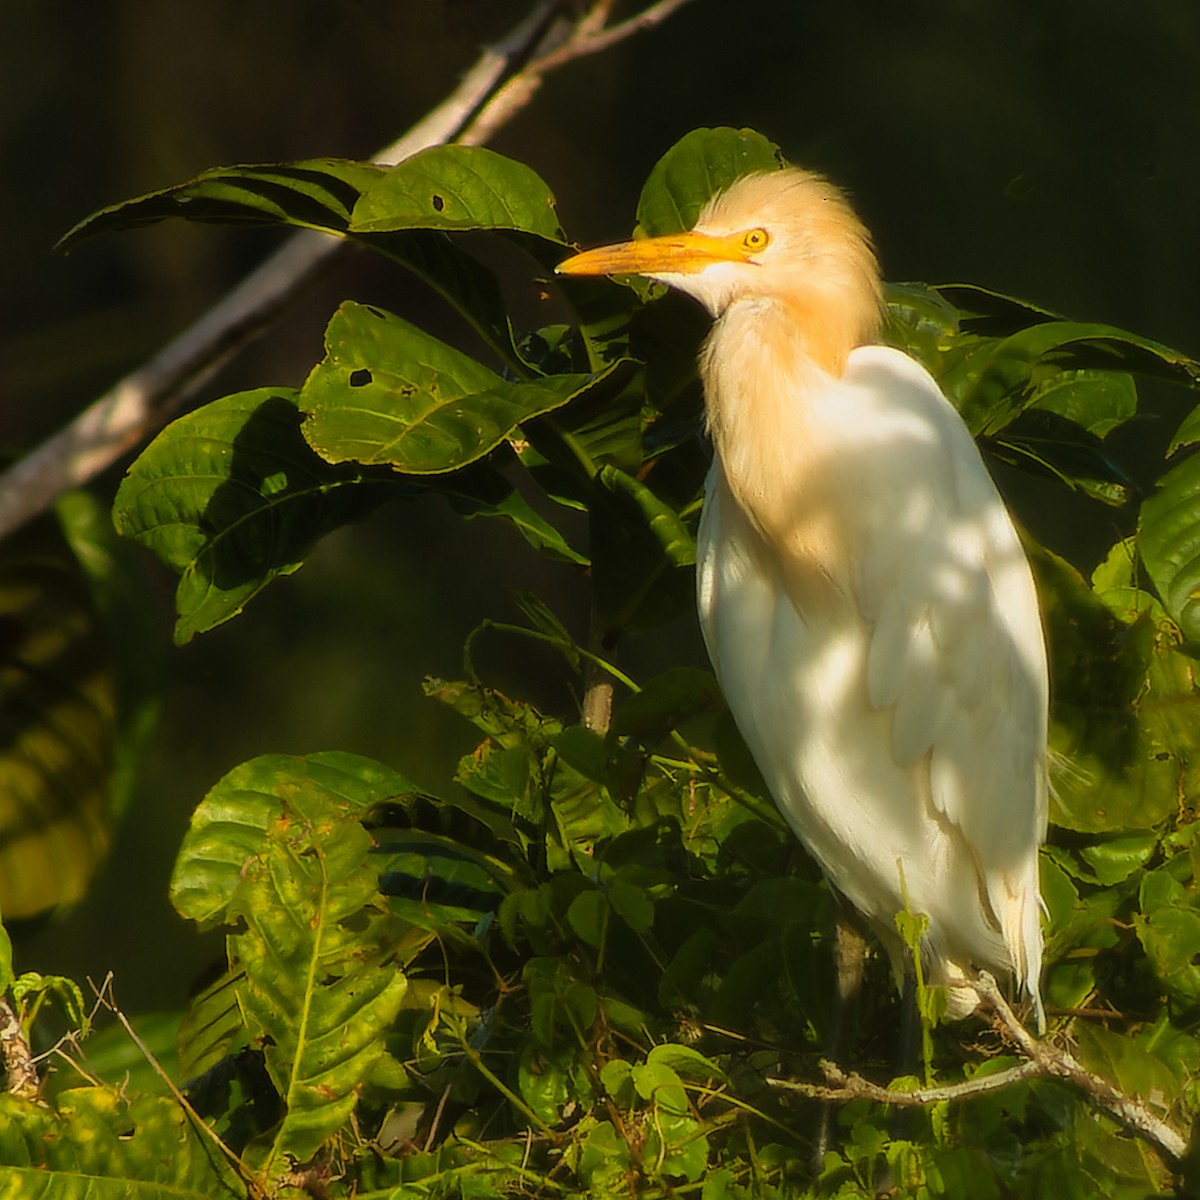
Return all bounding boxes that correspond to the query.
[740,228,770,252]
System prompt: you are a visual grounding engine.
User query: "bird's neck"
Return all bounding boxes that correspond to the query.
[701,295,862,599]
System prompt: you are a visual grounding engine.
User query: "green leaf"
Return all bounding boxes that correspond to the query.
[883,282,961,368]
[350,144,564,242]
[591,466,697,631]
[611,667,721,744]
[1137,866,1200,1008]
[989,409,1134,506]
[227,785,409,1171]
[60,158,383,248]
[635,127,783,238]
[113,388,394,643]
[566,889,607,948]
[440,467,589,566]
[170,751,421,926]
[950,320,1200,437]
[177,969,244,1081]
[934,283,1061,336]
[1027,369,1138,437]
[0,1088,247,1196]
[301,301,619,473]
[1038,548,1185,832]
[1167,400,1200,455]
[1138,452,1200,641]
[1077,833,1158,886]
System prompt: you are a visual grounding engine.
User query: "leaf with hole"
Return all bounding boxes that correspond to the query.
[301,302,624,474]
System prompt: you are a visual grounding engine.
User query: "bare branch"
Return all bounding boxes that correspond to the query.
[769,970,1190,1173]
[0,0,699,542]
[769,1057,1044,1107]
[973,971,1188,1169]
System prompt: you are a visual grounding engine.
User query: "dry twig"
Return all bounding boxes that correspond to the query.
[768,970,1189,1172]
[0,0,697,542]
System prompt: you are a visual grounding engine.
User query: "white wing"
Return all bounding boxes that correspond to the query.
[697,344,1046,1007]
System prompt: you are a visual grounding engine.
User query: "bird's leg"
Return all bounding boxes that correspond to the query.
[812,902,868,1170]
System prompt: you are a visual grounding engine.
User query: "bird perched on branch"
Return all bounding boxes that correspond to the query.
[558,166,1048,1030]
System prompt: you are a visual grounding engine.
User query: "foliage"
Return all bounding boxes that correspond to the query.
[5,126,1200,1196]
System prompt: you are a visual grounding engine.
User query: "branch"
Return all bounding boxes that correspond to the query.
[768,971,1190,1172]
[0,996,40,1101]
[973,971,1188,1169]
[0,0,698,542]
[769,1057,1044,1107]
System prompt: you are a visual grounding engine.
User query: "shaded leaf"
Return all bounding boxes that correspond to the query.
[990,408,1134,506]
[591,466,697,631]
[611,667,721,745]
[1038,548,1188,832]
[950,320,1200,437]
[113,388,395,643]
[0,525,114,917]
[59,158,382,248]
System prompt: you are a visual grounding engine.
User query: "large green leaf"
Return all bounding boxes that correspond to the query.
[301,302,625,473]
[634,127,782,238]
[59,158,382,247]
[1039,548,1194,832]
[948,320,1200,437]
[228,785,409,1173]
[171,750,422,926]
[59,151,556,371]
[350,144,564,241]
[113,388,396,643]
[1139,451,1200,641]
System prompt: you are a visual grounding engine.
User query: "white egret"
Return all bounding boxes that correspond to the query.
[558,167,1048,1030]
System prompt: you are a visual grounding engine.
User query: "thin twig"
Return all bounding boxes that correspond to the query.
[459,0,693,146]
[769,1058,1044,1107]
[92,976,258,1191]
[0,0,698,542]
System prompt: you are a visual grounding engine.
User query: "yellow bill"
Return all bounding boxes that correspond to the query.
[556,230,754,277]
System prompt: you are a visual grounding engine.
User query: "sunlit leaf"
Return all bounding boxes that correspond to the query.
[170,750,421,926]
[0,1088,246,1196]
[350,144,564,242]
[225,783,409,1170]
[301,301,621,474]
[635,126,782,238]
[1027,369,1138,437]
[1138,452,1200,641]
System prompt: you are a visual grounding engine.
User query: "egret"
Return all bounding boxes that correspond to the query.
[558,167,1048,1030]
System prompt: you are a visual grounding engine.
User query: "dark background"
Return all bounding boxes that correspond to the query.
[3,0,1198,1015]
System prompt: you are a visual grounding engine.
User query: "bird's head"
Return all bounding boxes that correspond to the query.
[557,168,883,357]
